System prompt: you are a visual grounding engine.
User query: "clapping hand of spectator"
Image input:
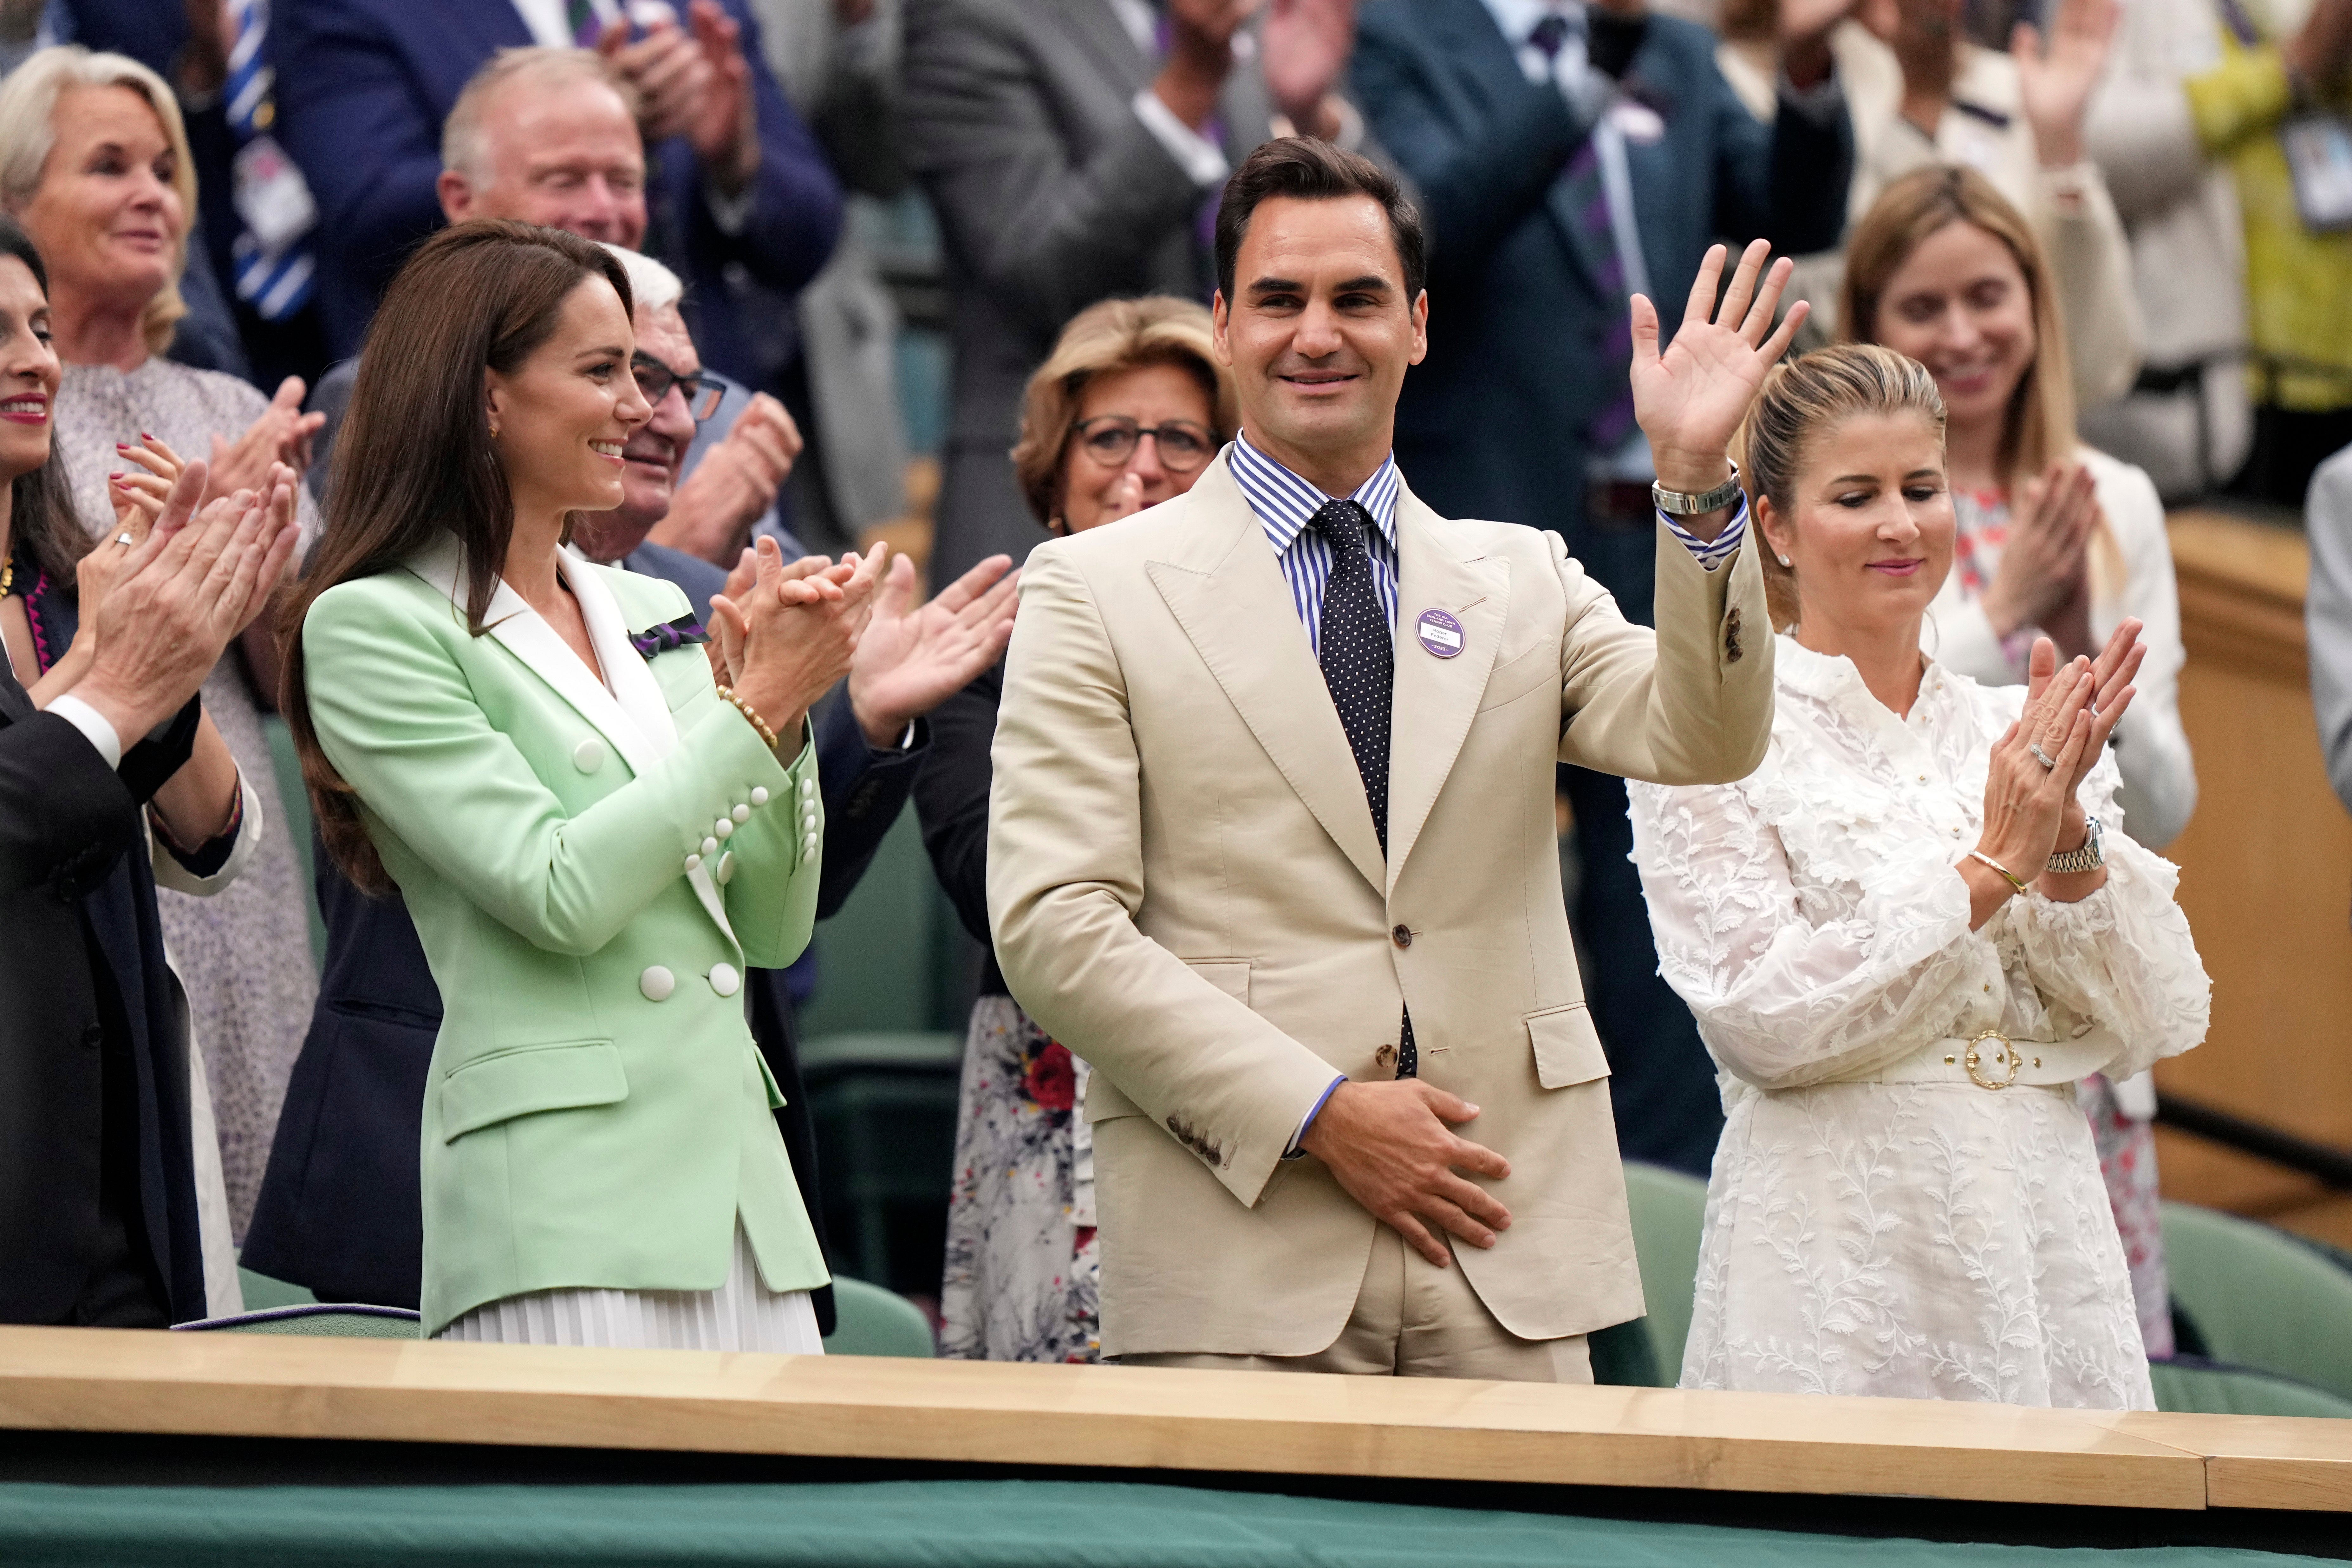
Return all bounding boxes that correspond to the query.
[847,553,1020,748]
[208,376,324,500]
[74,458,302,744]
[1982,458,2098,657]
[1629,240,1807,534]
[1263,0,1356,140]
[598,0,760,193]
[651,391,804,565]
[1971,626,2140,913]
[1886,0,1960,128]
[709,537,888,741]
[1157,0,1258,130]
[2013,0,2118,169]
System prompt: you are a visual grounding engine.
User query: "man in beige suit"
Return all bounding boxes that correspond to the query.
[988,139,1807,1378]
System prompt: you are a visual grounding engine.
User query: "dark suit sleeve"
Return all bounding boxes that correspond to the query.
[1709,57,1852,254]
[811,690,927,920]
[0,714,142,902]
[275,0,449,318]
[678,0,845,298]
[900,0,1210,336]
[910,663,997,948]
[1349,4,1589,282]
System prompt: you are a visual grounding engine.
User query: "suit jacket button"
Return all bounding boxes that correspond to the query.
[1391,924,1412,948]
[1374,1044,1395,1067]
[640,966,675,1002]
[751,787,770,806]
[573,738,607,773]
[715,850,736,885]
[709,963,741,998]
[81,1023,103,1047]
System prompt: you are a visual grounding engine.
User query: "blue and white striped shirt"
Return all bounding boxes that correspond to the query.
[1228,432,1404,655]
[1228,432,1748,657]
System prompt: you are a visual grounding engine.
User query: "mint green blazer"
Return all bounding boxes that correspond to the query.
[301,536,829,1335]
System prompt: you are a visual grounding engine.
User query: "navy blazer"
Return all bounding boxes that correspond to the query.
[1352,0,1849,590]
[274,0,843,378]
[243,548,922,1326]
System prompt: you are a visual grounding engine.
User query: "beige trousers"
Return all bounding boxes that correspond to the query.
[1121,1226,1593,1382]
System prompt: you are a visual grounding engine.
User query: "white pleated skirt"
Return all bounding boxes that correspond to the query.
[436,1221,825,1352]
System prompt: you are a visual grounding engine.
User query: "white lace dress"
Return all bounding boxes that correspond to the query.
[1627,637,2210,1409]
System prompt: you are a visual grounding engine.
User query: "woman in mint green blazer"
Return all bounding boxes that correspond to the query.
[282,222,880,1347]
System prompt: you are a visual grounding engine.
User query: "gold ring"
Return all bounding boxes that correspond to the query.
[1964,1028,2019,1090]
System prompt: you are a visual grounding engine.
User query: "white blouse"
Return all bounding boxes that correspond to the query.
[1629,636,2210,1408]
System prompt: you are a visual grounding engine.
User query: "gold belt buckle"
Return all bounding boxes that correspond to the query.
[1963,1028,2020,1090]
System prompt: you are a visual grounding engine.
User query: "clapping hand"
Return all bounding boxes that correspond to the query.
[709,537,888,742]
[847,553,1020,748]
[600,0,759,190]
[1630,239,1808,530]
[1263,0,1356,135]
[1982,458,2097,653]
[208,377,324,498]
[1972,622,2141,902]
[2014,0,2118,169]
[652,392,802,565]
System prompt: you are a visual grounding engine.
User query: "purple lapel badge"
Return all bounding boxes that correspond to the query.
[629,613,710,661]
[1416,608,1465,659]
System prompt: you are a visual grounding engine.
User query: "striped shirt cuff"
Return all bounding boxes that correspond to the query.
[1659,494,1748,573]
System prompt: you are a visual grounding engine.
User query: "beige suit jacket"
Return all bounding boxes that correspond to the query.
[987,453,1774,1357]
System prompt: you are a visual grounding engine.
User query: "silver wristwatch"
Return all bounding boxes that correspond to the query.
[2046,816,2105,875]
[1652,460,1745,517]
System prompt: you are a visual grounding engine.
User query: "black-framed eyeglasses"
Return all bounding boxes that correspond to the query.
[632,352,724,422]
[1069,414,1215,472]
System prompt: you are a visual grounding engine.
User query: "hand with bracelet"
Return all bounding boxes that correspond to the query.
[705,535,886,746]
[1962,617,2144,928]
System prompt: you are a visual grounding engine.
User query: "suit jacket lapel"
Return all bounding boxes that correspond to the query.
[1146,459,1387,893]
[1385,486,1508,891]
[406,537,737,946]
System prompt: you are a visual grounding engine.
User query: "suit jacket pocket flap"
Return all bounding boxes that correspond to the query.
[442,1038,628,1141]
[1525,1004,1611,1090]
[1182,958,1251,1005]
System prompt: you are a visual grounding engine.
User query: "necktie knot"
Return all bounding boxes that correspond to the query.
[1309,499,1375,561]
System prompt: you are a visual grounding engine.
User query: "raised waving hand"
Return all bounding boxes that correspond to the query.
[1630,239,1808,513]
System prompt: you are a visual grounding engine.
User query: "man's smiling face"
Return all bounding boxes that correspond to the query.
[1212,194,1427,479]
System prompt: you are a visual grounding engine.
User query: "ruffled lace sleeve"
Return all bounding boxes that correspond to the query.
[1629,770,2001,1090]
[2010,747,2212,1078]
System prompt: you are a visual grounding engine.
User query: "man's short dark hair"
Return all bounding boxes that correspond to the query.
[1214,138,1426,304]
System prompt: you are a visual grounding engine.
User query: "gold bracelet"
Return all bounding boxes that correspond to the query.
[1967,849,2030,895]
[715,685,779,751]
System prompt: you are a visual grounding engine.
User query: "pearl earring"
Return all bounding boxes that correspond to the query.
[1776,553,1791,567]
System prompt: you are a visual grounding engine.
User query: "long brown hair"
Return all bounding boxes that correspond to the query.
[0,212,90,594]
[280,219,633,892]
[1839,164,2075,493]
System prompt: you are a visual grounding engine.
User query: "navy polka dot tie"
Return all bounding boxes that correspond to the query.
[1309,499,1415,1078]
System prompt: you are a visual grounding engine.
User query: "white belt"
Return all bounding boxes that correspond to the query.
[1851,1026,2119,1093]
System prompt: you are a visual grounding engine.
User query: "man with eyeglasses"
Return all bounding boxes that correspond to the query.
[244,244,1017,1328]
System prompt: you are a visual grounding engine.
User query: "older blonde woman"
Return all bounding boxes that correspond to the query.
[0,47,323,1238]
[1629,344,2209,1409]
[1843,166,2197,1355]
[920,295,1237,1363]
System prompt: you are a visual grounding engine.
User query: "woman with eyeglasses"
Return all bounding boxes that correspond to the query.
[918,295,1235,1364]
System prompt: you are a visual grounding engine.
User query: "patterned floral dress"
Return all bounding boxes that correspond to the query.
[1629,638,2211,1407]
[55,358,322,1241]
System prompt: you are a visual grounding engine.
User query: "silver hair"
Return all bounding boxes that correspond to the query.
[599,242,684,316]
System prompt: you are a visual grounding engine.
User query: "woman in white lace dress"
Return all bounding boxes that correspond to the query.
[1628,343,2209,1409]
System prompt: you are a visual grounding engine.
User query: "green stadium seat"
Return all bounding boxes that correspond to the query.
[237,1265,318,1310]
[1621,1161,1709,1385]
[801,1031,964,1295]
[177,1304,421,1338]
[2149,1357,2352,1418]
[823,1275,938,1357]
[2160,1202,2352,1402]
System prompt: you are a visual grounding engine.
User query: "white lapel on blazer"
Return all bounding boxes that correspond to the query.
[561,552,740,947]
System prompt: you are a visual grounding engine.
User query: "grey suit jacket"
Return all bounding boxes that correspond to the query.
[902,0,1327,582]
